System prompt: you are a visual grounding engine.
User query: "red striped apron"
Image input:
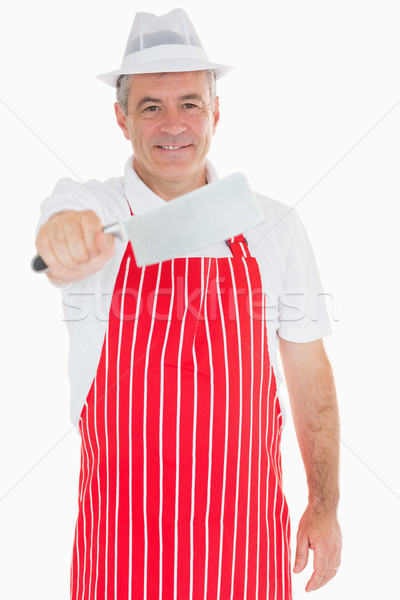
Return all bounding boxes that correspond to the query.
[70,228,292,599]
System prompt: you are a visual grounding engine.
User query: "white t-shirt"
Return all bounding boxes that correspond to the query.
[36,155,332,427]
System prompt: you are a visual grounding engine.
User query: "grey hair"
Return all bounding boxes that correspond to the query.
[116,69,217,116]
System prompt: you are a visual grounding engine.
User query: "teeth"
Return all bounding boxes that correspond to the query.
[160,145,185,150]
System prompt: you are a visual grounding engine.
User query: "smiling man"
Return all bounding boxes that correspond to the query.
[35,9,341,600]
[114,71,220,199]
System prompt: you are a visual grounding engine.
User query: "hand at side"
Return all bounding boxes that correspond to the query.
[293,504,342,592]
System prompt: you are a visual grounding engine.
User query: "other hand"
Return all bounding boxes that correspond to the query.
[35,210,115,283]
[293,504,342,592]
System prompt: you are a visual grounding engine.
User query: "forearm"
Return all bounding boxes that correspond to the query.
[278,333,342,590]
[288,365,340,514]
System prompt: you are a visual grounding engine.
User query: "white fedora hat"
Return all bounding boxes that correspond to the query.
[96,8,233,87]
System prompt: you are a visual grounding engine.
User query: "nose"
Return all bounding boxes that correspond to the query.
[158,107,187,137]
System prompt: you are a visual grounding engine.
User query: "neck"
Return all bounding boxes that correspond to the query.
[133,160,207,201]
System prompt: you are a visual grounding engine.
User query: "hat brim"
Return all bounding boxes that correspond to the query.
[96,60,233,87]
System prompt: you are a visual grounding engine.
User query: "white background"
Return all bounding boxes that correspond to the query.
[1,0,399,598]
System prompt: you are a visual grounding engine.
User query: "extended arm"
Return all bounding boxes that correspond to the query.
[278,335,342,592]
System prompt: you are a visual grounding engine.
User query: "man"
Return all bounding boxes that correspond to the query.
[35,9,341,599]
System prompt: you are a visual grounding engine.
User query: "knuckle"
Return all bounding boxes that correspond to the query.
[51,231,66,247]
[69,245,90,264]
[82,209,96,218]
[67,228,84,245]
[80,210,101,227]
[62,210,78,223]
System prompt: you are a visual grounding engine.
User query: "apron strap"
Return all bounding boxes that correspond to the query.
[225,235,252,258]
[126,198,134,216]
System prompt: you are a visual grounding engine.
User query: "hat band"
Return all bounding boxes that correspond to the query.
[121,44,211,69]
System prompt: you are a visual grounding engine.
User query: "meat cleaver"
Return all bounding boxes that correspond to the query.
[31,172,265,271]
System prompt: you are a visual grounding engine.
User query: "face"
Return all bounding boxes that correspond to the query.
[115,71,220,194]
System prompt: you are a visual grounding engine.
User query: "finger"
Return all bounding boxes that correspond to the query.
[334,543,342,574]
[80,211,104,257]
[63,219,92,265]
[307,565,339,592]
[35,228,57,271]
[306,569,329,592]
[78,232,115,274]
[330,551,341,580]
[35,213,70,271]
[306,543,335,592]
[46,220,80,270]
[293,532,309,574]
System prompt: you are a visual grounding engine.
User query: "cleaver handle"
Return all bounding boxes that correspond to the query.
[31,222,124,273]
[31,254,50,273]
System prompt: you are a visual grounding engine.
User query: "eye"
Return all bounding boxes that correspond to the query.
[182,103,198,109]
[144,105,160,112]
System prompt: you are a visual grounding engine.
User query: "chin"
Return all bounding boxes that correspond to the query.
[157,165,194,181]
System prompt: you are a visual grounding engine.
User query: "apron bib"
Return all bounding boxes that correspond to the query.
[70,230,292,600]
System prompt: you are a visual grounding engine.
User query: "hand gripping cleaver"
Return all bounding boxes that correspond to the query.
[31,173,265,271]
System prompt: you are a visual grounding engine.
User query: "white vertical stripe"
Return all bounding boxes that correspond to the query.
[285,506,291,598]
[228,257,244,600]
[128,265,146,598]
[276,412,288,597]
[143,263,163,598]
[114,257,131,599]
[274,413,285,597]
[80,417,90,599]
[189,342,198,599]
[265,359,272,600]
[104,328,110,596]
[158,261,176,600]
[280,423,286,598]
[202,260,214,600]
[242,259,255,599]
[215,260,231,600]
[173,259,190,600]
[74,441,85,600]
[70,534,74,599]
[79,418,86,504]
[255,286,266,600]
[238,241,247,256]
[93,379,101,600]
[84,398,96,598]
[281,454,286,597]
[271,391,279,600]
[190,258,205,599]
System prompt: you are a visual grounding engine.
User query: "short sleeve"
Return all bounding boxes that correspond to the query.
[277,208,333,342]
[34,177,106,239]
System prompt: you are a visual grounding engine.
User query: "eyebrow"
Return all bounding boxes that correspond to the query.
[135,93,205,110]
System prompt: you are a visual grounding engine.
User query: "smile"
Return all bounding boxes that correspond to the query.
[156,145,191,150]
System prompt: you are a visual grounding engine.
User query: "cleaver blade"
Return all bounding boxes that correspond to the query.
[31,173,265,271]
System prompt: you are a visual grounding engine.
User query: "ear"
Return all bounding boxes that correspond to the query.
[114,102,131,141]
[212,96,220,135]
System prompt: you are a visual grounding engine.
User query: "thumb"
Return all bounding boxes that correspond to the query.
[293,533,309,574]
[95,231,115,254]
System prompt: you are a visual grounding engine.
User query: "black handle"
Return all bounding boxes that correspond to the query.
[31,254,49,273]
